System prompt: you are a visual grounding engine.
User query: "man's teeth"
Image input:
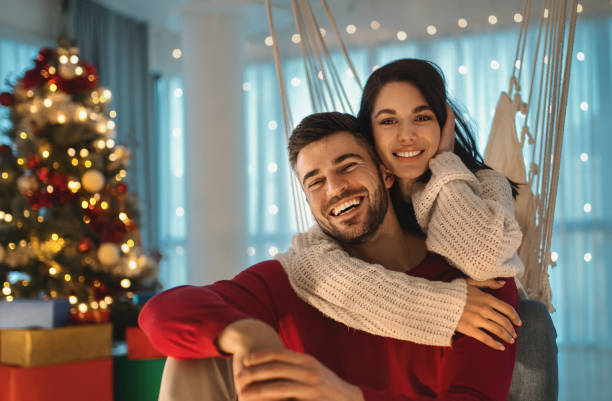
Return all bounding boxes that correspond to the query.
[332,199,361,216]
[396,150,423,158]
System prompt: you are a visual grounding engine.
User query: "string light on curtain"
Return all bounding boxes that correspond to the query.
[370,20,380,30]
[172,48,182,59]
[458,18,468,28]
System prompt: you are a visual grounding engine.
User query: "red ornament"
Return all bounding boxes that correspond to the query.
[26,155,41,169]
[0,144,11,157]
[78,237,95,253]
[115,182,127,194]
[36,166,50,182]
[22,67,45,89]
[36,48,54,65]
[0,92,14,107]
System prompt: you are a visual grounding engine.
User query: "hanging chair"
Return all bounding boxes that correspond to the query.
[266,0,578,311]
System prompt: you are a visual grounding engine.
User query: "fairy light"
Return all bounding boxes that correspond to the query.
[109,110,117,118]
[100,201,109,210]
[78,303,88,313]
[46,185,54,193]
[84,160,92,168]
[128,259,137,270]
[291,33,301,44]
[106,139,115,148]
[104,296,113,305]
[78,109,88,121]
[42,150,50,158]
[1,172,7,180]
[19,131,28,139]
[370,20,380,30]
[48,66,56,74]
[19,240,26,247]
[4,214,13,223]
[172,48,182,59]
[83,216,91,224]
[37,216,44,223]
[6,295,13,302]
[119,169,127,178]
[69,295,78,304]
[458,18,468,28]
[426,25,437,35]
[71,158,79,166]
[99,300,107,309]
[118,212,128,221]
[64,274,71,282]
[488,15,498,25]
[107,120,115,130]
[49,267,57,275]
[8,243,15,250]
[346,24,357,34]
[67,148,76,157]
[127,239,135,247]
[17,158,24,166]
[59,55,69,64]
[43,98,53,108]
[80,148,89,158]
[81,200,88,209]
[397,31,407,41]
[49,83,58,92]
[120,278,131,289]
[121,243,130,253]
[90,301,99,310]
[2,287,11,296]
[264,36,274,46]
[75,66,83,75]
[89,197,97,206]
[30,105,38,113]
[514,13,523,23]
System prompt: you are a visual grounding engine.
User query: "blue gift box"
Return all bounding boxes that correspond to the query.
[0,298,71,329]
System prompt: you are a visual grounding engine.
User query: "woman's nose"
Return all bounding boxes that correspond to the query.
[397,122,416,142]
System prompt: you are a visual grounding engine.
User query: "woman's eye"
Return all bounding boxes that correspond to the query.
[415,114,433,122]
[379,118,396,125]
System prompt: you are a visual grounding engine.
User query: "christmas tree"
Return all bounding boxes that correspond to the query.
[0,45,159,323]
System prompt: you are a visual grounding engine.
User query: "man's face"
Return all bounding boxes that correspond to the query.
[295,131,393,243]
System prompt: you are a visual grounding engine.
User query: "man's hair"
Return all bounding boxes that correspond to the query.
[288,112,379,170]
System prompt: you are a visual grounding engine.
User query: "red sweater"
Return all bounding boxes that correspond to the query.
[139,252,517,401]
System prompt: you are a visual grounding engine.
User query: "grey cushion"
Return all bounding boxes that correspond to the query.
[508,299,558,401]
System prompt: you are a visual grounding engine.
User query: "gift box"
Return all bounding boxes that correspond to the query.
[0,358,112,401]
[126,326,164,360]
[113,355,165,401]
[0,323,112,367]
[0,299,70,329]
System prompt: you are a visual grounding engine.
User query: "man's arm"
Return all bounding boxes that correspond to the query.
[138,261,282,359]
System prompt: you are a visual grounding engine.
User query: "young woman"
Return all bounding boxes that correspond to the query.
[277,58,524,348]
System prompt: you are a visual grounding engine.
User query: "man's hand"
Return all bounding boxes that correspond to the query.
[456,279,522,351]
[234,349,364,401]
[436,104,456,155]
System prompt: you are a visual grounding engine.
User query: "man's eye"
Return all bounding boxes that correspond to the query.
[308,179,323,189]
[342,163,357,172]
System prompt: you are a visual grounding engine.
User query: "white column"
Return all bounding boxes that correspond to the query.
[180,3,247,285]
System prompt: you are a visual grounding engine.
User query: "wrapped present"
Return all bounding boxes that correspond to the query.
[113,355,165,401]
[0,299,70,329]
[0,358,112,401]
[0,323,111,367]
[126,326,164,360]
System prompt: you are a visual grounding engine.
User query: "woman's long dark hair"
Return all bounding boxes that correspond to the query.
[357,58,517,234]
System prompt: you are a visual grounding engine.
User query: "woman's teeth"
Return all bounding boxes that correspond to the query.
[395,150,423,158]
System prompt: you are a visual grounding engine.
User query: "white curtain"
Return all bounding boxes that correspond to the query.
[155,76,188,289]
[242,16,612,401]
[0,39,39,144]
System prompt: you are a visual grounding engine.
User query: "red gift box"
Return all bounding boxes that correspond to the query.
[126,326,164,360]
[0,358,112,401]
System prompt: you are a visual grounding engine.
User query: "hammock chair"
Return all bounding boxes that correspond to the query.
[265,0,579,312]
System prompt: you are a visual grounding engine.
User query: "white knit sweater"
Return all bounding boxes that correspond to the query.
[276,152,524,347]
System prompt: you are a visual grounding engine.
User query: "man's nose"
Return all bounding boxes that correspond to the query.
[326,174,348,195]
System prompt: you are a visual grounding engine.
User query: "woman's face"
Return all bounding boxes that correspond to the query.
[370,81,441,182]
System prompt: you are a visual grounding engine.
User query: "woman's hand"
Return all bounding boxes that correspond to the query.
[456,279,522,350]
[234,349,364,401]
[437,104,456,155]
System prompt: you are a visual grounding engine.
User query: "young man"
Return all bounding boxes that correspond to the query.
[140,112,519,400]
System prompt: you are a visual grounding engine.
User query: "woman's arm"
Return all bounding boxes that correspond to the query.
[411,152,524,281]
[277,228,518,347]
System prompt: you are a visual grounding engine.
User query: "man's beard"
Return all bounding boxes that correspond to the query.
[315,173,388,244]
